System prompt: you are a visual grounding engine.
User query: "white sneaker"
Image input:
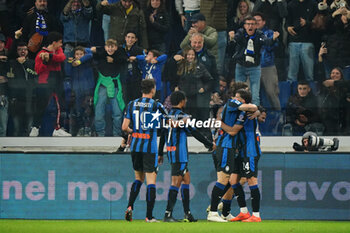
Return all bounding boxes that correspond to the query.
[52,128,72,137]
[145,217,159,223]
[221,213,235,221]
[207,211,227,222]
[29,127,39,137]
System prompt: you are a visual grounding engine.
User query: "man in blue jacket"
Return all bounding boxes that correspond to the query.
[253,12,281,111]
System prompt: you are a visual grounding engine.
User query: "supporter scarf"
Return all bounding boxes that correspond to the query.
[35,11,48,36]
[244,35,255,64]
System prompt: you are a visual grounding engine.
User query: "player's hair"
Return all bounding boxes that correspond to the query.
[170,91,186,106]
[46,32,63,45]
[236,88,252,103]
[105,39,117,46]
[228,81,249,98]
[141,79,156,94]
[74,46,85,54]
[149,49,161,58]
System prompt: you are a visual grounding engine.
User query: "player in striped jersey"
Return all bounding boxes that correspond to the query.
[122,79,167,223]
[159,91,215,222]
[222,89,263,222]
[207,89,257,222]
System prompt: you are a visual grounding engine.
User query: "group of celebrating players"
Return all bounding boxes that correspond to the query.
[121,79,262,223]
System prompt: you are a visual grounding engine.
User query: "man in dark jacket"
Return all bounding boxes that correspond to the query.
[286,0,317,82]
[22,0,61,57]
[7,42,36,136]
[228,16,279,106]
[97,0,148,48]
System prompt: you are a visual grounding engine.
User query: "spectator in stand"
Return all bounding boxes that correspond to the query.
[22,0,62,57]
[180,13,218,62]
[122,31,144,103]
[210,77,229,119]
[60,0,93,58]
[97,0,148,48]
[227,0,253,33]
[173,47,213,122]
[184,33,218,91]
[30,32,71,137]
[253,12,281,111]
[65,46,95,136]
[130,49,167,101]
[227,16,279,106]
[200,0,228,75]
[283,81,324,136]
[7,41,36,136]
[102,0,120,42]
[0,32,8,136]
[252,0,287,81]
[91,39,127,137]
[286,0,317,83]
[252,0,287,34]
[322,67,350,135]
[319,6,350,80]
[175,0,201,32]
[145,0,169,53]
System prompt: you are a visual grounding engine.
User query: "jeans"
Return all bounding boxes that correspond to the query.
[217,31,227,75]
[287,42,315,82]
[94,86,122,136]
[102,15,110,41]
[0,95,8,136]
[235,64,261,105]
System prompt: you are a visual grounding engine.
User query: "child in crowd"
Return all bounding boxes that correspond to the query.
[66,46,95,136]
[31,32,71,137]
[130,49,167,101]
[91,39,127,137]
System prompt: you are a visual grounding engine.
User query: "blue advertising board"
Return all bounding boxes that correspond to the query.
[0,153,349,220]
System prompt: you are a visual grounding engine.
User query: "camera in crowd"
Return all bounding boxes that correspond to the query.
[293,131,339,152]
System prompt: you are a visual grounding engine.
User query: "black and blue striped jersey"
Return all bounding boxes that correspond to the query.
[160,107,213,163]
[216,99,246,148]
[238,118,262,158]
[125,97,167,154]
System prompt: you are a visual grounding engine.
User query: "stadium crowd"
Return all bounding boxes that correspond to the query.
[0,0,350,137]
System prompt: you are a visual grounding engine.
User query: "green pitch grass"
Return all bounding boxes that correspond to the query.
[0,220,349,233]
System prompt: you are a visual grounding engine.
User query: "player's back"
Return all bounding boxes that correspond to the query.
[166,108,190,163]
[239,118,262,158]
[216,99,245,148]
[125,97,167,154]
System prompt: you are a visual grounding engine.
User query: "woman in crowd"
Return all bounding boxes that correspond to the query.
[174,48,213,120]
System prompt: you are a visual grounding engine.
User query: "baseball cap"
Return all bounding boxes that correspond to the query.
[0,33,5,42]
[191,13,206,22]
